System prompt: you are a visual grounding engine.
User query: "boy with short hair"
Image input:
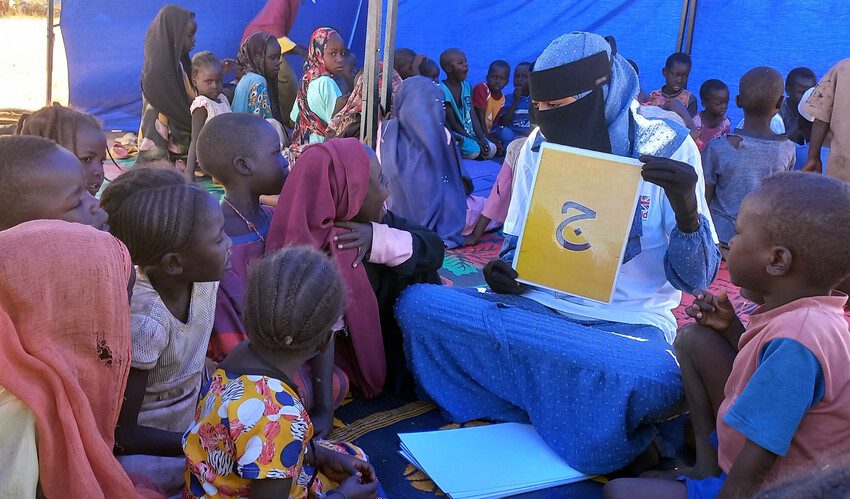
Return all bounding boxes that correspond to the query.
[703,67,795,245]
[439,48,495,160]
[645,52,698,117]
[394,47,417,79]
[492,62,532,145]
[781,67,817,144]
[605,172,850,498]
[0,135,107,231]
[693,79,731,152]
[418,58,440,82]
[473,60,510,146]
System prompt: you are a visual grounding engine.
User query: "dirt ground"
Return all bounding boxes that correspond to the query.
[0,17,69,113]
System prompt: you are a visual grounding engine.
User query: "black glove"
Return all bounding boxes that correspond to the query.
[639,155,700,233]
[483,260,524,295]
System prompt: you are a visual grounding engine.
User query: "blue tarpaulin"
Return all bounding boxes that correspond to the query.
[60,1,850,131]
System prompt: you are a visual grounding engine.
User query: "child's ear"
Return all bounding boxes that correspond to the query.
[735,94,743,109]
[232,156,252,176]
[160,252,185,276]
[775,94,785,111]
[766,245,792,277]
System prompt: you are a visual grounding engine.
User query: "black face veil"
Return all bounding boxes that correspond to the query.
[528,50,613,153]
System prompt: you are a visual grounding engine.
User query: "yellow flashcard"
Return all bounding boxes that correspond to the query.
[513,143,643,303]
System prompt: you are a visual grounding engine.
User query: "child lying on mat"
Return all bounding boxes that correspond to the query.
[605,172,850,499]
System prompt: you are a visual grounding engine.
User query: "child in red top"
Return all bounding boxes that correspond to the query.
[693,79,731,152]
[473,60,510,152]
[605,172,850,498]
[645,52,698,117]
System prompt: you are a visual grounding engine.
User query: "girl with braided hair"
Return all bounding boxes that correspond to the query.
[184,247,381,499]
[267,138,444,399]
[16,102,108,195]
[101,167,232,495]
[286,27,349,162]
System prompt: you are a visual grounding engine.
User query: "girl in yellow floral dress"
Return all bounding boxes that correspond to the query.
[183,247,381,499]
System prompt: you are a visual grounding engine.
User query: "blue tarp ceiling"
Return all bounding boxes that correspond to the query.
[61,1,850,131]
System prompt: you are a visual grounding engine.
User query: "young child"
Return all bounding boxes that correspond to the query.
[693,79,731,152]
[16,102,107,195]
[703,67,795,245]
[492,61,532,145]
[183,247,380,499]
[198,113,348,436]
[267,138,444,398]
[439,48,495,160]
[0,220,145,498]
[802,58,849,182]
[604,172,850,498]
[418,57,440,81]
[393,47,417,79]
[335,49,358,94]
[781,67,817,144]
[472,60,510,147]
[233,32,283,123]
[645,52,698,117]
[186,51,231,181]
[288,27,349,162]
[0,135,107,231]
[101,167,232,494]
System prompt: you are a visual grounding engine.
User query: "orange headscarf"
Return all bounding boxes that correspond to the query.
[0,220,139,498]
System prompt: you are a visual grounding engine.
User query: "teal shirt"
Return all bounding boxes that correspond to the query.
[290,76,342,144]
[440,80,474,136]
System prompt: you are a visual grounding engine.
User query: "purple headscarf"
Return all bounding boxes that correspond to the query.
[379,76,469,248]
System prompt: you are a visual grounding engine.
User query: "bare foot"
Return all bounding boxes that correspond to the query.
[642,465,721,480]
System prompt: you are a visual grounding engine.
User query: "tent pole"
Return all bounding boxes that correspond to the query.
[46,0,55,105]
[684,0,697,54]
[379,0,398,117]
[675,0,688,52]
[359,0,382,147]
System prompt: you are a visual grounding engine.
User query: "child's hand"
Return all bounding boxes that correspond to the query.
[334,222,374,268]
[311,408,334,439]
[802,157,823,174]
[220,58,237,74]
[686,289,735,331]
[336,474,379,499]
[477,137,490,157]
[315,445,377,484]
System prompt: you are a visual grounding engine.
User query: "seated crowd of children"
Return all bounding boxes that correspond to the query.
[2,4,850,498]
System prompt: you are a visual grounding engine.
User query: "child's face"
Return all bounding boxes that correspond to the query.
[446,52,469,82]
[486,66,510,93]
[352,146,389,224]
[343,54,358,81]
[183,19,197,55]
[322,33,346,74]
[193,63,224,100]
[662,62,690,93]
[703,89,729,117]
[514,65,530,94]
[75,123,107,195]
[726,195,771,292]
[17,148,108,231]
[264,38,282,77]
[250,123,288,195]
[180,195,232,282]
[787,76,816,107]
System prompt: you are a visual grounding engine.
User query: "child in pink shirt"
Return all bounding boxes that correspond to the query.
[605,172,850,498]
[694,79,732,152]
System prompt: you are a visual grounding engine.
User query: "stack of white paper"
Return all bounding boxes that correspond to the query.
[398,423,589,498]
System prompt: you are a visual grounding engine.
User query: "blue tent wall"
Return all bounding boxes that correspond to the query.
[61,0,850,131]
[394,0,684,104]
[61,0,367,131]
[688,1,850,125]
